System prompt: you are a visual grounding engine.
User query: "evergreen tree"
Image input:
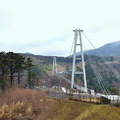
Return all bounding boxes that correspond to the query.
[26,57,35,89]
[6,52,17,86]
[6,52,25,86]
[0,52,8,92]
[15,54,25,84]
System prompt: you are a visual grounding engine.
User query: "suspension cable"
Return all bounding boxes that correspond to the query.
[82,32,120,81]
[85,50,110,95]
[90,62,108,95]
[90,60,110,95]
[69,35,75,57]
[83,39,110,95]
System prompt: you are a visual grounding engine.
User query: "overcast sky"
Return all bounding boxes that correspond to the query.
[0,0,120,56]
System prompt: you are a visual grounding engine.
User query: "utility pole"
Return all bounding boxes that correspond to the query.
[52,57,57,76]
[71,29,87,92]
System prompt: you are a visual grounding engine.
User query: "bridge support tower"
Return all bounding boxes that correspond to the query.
[71,29,87,92]
[52,57,57,76]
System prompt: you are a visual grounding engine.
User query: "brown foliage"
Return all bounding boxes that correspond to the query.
[0,87,54,120]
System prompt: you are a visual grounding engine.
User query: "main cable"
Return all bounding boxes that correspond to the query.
[82,32,120,81]
[82,35,110,95]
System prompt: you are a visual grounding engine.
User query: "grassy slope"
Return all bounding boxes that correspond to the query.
[0,87,120,120]
[51,99,120,120]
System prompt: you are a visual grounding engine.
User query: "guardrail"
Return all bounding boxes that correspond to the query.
[45,91,120,107]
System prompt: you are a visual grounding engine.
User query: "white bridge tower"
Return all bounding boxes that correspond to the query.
[52,57,57,76]
[71,29,87,92]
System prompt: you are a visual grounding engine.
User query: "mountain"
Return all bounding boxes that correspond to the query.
[85,41,120,56]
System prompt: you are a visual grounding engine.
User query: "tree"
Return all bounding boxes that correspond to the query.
[0,52,9,92]
[14,54,25,84]
[109,88,118,95]
[26,57,35,89]
[6,52,17,86]
[6,52,25,86]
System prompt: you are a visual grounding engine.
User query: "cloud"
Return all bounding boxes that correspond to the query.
[0,0,120,56]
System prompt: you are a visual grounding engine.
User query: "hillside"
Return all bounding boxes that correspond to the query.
[0,87,55,120]
[22,53,73,64]
[21,53,120,93]
[52,99,120,120]
[0,87,120,120]
[85,40,120,56]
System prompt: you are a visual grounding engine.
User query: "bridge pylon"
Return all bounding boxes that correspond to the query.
[71,29,87,92]
[52,57,58,76]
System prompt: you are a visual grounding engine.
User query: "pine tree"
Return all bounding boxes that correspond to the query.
[15,54,25,84]
[26,57,35,89]
[6,52,25,86]
[0,52,9,92]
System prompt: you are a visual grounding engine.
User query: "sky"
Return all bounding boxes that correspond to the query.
[0,0,120,56]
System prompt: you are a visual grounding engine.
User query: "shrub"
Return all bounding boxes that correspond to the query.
[0,87,54,120]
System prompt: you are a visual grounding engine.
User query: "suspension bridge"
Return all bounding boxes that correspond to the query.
[51,28,120,105]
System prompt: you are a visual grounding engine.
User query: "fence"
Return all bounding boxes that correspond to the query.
[46,91,66,99]
[45,91,120,107]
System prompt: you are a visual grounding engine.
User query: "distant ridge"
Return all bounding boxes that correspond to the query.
[24,52,34,55]
[85,40,120,56]
[20,41,120,57]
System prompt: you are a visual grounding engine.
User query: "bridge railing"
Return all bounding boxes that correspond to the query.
[45,90,120,107]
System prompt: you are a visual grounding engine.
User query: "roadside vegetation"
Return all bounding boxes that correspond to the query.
[0,87,55,120]
[0,87,120,120]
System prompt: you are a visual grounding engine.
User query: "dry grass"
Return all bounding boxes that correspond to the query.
[0,88,120,120]
[0,87,55,120]
[51,99,120,120]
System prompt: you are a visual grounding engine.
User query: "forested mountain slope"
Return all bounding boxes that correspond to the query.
[85,41,120,56]
[22,53,120,94]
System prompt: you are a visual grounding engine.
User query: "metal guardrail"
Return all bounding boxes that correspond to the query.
[45,91,120,107]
